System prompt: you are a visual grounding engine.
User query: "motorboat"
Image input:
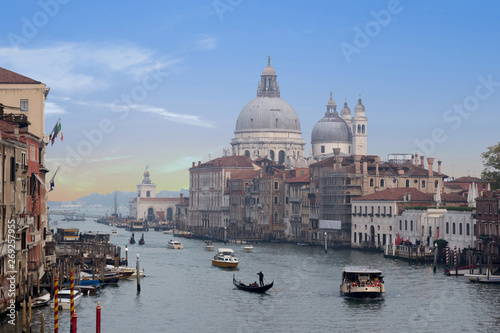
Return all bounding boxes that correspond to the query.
[106,265,145,279]
[50,288,83,310]
[465,270,500,283]
[233,274,273,293]
[212,248,239,268]
[167,240,184,249]
[444,264,480,276]
[26,290,51,308]
[340,266,385,298]
[163,229,173,234]
[111,229,118,235]
[205,241,215,251]
[242,244,254,253]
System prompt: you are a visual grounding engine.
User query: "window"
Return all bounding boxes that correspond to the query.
[399,220,402,230]
[466,223,470,236]
[274,196,278,205]
[452,223,456,235]
[459,223,463,235]
[380,179,385,187]
[410,220,413,231]
[274,182,278,190]
[20,99,28,112]
[245,150,250,157]
[146,191,150,197]
[435,180,439,188]
[321,146,325,153]
[446,222,449,234]
[478,204,482,216]
[422,180,426,188]
[428,226,432,237]
[274,211,278,223]
[405,220,407,231]
[406,180,410,188]
[370,179,374,187]
[354,232,357,243]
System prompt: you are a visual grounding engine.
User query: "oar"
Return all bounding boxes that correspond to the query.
[265,278,278,293]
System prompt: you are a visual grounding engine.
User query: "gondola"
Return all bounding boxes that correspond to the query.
[233,274,274,293]
[129,233,136,244]
[138,233,145,245]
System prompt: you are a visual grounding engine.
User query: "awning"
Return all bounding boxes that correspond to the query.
[33,173,45,188]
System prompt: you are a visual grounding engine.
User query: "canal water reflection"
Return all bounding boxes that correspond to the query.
[4,218,500,332]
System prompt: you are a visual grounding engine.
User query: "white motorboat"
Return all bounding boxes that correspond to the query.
[50,288,83,310]
[106,265,145,279]
[465,270,500,283]
[167,240,184,249]
[204,241,215,251]
[212,248,239,268]
[163,229,173,234]
[340,266,385,298]
[242,244,254,253]
[111,229,118,235]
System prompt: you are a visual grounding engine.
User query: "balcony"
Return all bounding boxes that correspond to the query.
[290,197,300,203]
[290,215,301,223]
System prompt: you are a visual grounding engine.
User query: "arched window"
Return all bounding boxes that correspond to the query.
[370,179,374,187]
[446,222,449,234]
[357,124,361,134]
[406,180,410,188]
[274,211,279,223]
[452,223,456,234]
[270,150,275,161]
[274,196,278,205]
[245,150,250,157]
[278,150,285,164]
[380,179,385,187]
[422,180,426,188]
[435,180,439,188]
[459,223,463,235]
[362,124,365,134]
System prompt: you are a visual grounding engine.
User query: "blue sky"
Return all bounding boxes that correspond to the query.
[1,0,498,201]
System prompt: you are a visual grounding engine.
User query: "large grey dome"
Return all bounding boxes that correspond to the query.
[235,97,301,132]
[311,116,352,143]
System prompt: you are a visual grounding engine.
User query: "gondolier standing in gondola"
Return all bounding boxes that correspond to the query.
[257,271,264,286]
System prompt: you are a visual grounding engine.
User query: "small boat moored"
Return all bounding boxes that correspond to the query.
[233,274,273,293]
[50,288,83,310]
[465,269,500,283]
[212,248,239,268]
[167,240,184,249]
[340,266,385,298]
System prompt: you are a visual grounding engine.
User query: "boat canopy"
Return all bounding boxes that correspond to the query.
[217,248,235,254]
[342,266,383,274]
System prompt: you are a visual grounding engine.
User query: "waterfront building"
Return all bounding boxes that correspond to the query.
[0,67,49,315]
[475,191,500,255]
[129,168,182,224]
[174,193,189,231]
[351,187,469,250]
[283,169,310,241]
[188,155,256,237]
[230,58,307,167]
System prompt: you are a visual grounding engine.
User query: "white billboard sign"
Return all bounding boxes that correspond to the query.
[319,220,341,230]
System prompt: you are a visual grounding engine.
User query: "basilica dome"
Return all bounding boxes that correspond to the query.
[311,94,352,144]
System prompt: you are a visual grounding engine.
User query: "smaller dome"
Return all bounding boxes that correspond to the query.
[355,95,365,112]
[341,100,351,116]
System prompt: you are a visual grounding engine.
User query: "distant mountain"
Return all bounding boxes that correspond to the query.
[48,189,189,207]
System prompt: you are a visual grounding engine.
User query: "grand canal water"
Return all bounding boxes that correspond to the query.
[3,217,500,333]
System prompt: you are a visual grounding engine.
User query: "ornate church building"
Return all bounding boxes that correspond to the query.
[230,58,368,164]
[231,57,307,167]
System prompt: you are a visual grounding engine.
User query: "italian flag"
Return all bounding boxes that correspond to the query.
[50,118,63,146]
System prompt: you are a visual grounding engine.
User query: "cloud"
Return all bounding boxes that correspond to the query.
[0,42,177,94]
[45,101,67,115]
[194,35,217,51]
[136,104,214,128]
[87,155,132,163]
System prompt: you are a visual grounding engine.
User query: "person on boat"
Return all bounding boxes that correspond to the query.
[257,271,264,286]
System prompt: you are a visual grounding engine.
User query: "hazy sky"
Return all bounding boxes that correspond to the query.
[1,0,499,201]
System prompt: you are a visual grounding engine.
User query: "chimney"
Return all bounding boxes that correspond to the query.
[415,153,418,165]
[438,160,442,174]
[427,158,435,176]
[198,161,201,166]
[420,156,424,167]
[192,162,195,167]
[180,193,184,200]
[375,156,380,175]
[398,168,404,175]
[411,154,414,166]
[354,155,361,174]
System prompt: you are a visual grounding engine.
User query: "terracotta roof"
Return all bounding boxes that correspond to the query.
[287,172,310,183]
[447,176,485,183]
[441,192,467,203]
[0,67,41,84]
[191,155,254,169]
[230,169,263,180]
[353,188,432,202]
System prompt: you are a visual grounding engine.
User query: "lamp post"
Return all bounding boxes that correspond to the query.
[433,242,438,273]
[324,232,327,253]
[136,252,140,293]
[224,227,227,245]
[125,245,128,266]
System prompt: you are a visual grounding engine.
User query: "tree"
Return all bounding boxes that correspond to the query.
[481,142,500,190]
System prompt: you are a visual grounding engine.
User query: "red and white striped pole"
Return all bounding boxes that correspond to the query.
[54,274,59,333]
[454,246,457,268]
[446,245,449,266]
